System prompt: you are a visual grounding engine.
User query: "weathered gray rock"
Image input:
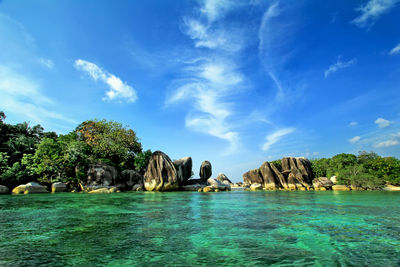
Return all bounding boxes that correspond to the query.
[144,151,178,191]
[199,160,212,181]
[243,168,263,186]
[174,157,192,184]
[87,163,118,187]
[12,182,49,194]
[259,162,280,190]
[52,182,67,193]
[270,163,288,189]
[0,185,9,194]
[207,178,231,191]
[216,173,232,184]
[121,170,143,188]
[312,177,334,190]
[132,183,144,191]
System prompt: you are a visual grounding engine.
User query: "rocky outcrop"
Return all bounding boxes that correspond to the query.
[87,163,118,187]
[312,177,333,190]
[52,182,67,193]
[144,151,178,191]
[242,157,314,191]
[199,161,212,181]
[216,173,232,185]
[12,182,49,194]
[174,157,192,184]
[0,185,9,194]
[121,169,143,190]
[207,178,231,191]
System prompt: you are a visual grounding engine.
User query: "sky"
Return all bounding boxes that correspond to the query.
[0,0,400,181]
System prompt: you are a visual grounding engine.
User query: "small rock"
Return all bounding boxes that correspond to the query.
[12,182,49,194]
[203,186,214,192]
[88,188,111,194]
[52,182,67,193]
[332,185,351,191]
[250,183,263,191]
[0,185,9,194]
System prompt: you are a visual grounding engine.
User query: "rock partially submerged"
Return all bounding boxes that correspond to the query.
[52,182,67,193]
[144,151,179,191]
[216,173,232,185]
[12,182,49,194]
[312,177,334,190]
[242,157,314,190]
[207,178,231,191]
[0,185,9,194]
[332,185,351,191]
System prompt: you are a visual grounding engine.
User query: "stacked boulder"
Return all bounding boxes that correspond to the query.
[144,151,194,191]
[243,157,314,190]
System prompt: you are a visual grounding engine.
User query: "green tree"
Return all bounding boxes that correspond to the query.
[76,119,142,168]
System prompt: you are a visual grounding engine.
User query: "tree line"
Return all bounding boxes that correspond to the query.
[0,112,151,189]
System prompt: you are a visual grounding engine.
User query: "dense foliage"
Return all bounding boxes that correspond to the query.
[0,112,151,188]
[310,151,400,189]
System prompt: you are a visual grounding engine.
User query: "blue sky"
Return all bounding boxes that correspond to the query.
[1,0,399,181]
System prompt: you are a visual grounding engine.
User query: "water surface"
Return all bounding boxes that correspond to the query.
[1,191,399,266]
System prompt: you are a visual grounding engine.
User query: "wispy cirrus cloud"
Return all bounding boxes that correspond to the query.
[351,0,399,28]
[74,59,137,103]
[0,65,77,127]
[38,58,54,69]
[389,43,400,55]
[262,128,295,151]
[166,0,246,155]
[324,57,357,78]
[349,121,358,127]
[375,117,392,128]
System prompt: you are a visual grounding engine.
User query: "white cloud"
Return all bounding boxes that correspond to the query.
[374,117,392,128]
[349,121,358,126]
[38,58,54,69]
[349,136,361,143]
[166,60,242,155]
[375,139,399,147]
[74,59,137,103]
[262,128,295,151]
[0,65,77,127]
[389,43,400,55]
[200,0,236,22]
[183,18,243,52]
[324,58,357,78]
[351,0,399,28]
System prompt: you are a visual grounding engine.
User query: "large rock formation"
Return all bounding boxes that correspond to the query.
[242,157,314,191]
[199,160,212,181]
[144,151,179,191]
[174,157,192,184]
[12,182,49,194]
[86,163,118,187]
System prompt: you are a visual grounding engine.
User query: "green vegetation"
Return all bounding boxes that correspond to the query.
[310,151,400,189]
[0,112,151,188]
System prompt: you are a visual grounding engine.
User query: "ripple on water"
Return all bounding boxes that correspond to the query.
[0,191,399,266]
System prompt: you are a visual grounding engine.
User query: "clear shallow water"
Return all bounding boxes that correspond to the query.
[0,191,400,266]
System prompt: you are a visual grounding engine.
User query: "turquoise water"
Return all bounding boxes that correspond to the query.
[0,191,400,266]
